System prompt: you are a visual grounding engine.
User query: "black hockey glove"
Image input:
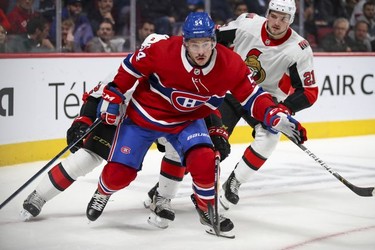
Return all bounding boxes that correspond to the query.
[208,126,231,161]
[66,116,93,153]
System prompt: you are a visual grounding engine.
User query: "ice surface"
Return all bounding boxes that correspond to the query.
[1,136,375,250]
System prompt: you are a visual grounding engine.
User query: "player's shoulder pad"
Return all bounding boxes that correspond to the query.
[140,33,170,50]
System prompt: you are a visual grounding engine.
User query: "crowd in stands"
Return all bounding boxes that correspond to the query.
[0,0,374,53]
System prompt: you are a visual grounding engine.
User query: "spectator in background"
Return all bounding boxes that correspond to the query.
[291,0,317,48]
[320,17,355,52]
[348,20,372,51]
[123,19,155,51]
[314,0,348,27]
[7,0,39,35]
[244,0,268,16]
[346,0,360,22]
[227,1,248,22]
[113,0,130,38]
[5,0,39,13]
[61,18,75,52]
[7,15,54,52]
[291,0,314,30]
[40,14,54,50]
[49,0,93,52]
[85,18,123,52]
[37,0,55,23]
[356,1,375,40]
[135,20,155,48]
[88,0,118,36]
[211,0,233,24]
[0,23,9,52]
[138,0,185,36]
[350,0,367,26]
[0,8,11,31]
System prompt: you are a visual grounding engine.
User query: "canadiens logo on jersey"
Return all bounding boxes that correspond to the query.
[245,49,266,84]
[120,146,131,154]
[171,90,210,112]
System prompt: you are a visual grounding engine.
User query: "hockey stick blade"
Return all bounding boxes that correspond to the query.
[206,204,235,238]
[207,203,220,236]
[206,228,235,239]
[286,134,374,197]
[0,119,102,210]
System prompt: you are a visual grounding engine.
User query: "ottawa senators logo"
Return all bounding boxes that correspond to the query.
[245,49,266,84]
[171,91,210,112]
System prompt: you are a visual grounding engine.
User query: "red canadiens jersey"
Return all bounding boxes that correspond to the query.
[218,13,318,112]
[112,35,274,133]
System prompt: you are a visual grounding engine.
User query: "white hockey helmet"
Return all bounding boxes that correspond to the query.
[266,0,296,24]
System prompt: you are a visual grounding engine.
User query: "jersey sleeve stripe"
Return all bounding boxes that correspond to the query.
[122,54,143,78]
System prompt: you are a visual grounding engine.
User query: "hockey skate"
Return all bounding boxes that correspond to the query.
[191,194,235,238]
[148,190,175,229]
[20,190,46,221]
[143,182,159,208]
[220,171,241,210]
[86,189,110,221]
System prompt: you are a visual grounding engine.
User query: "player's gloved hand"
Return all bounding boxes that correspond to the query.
[66,116,93,153]
[97,83,125,125]
[264,107,307,144]
[208,126,231,161]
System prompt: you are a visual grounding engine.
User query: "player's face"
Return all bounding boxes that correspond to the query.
[185,38,215,66]
[266,11,290,38]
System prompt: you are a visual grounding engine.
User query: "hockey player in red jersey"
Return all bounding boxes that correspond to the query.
[145,0,318,227]
[86,11,307,236]
[20,80,228,223]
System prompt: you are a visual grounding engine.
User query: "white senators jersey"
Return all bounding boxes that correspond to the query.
[217,13,318,113]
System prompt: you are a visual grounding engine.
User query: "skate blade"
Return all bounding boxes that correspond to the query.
[19,209,33,222]
[219,191,231,211]
[147,212,170,229]
[205,227,235,239]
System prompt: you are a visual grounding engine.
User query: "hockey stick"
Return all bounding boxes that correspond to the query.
[214,151,221,234]
[0,119,102,210]
[206,151,235,239]
[207,151,221,236]
[287,135,374,197]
